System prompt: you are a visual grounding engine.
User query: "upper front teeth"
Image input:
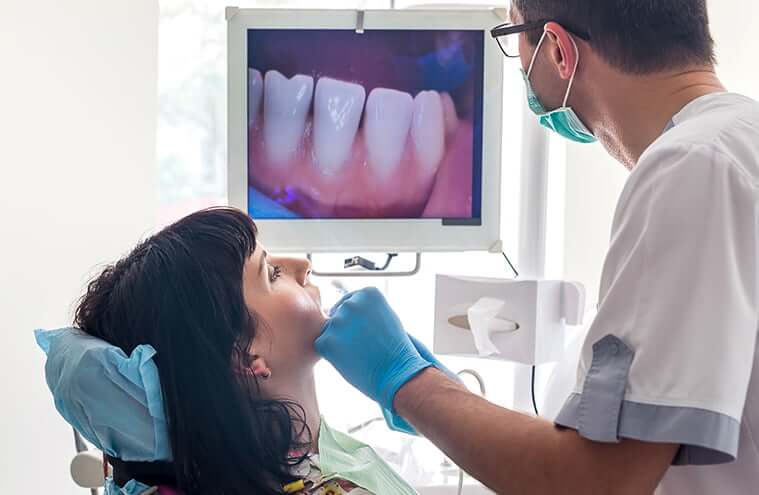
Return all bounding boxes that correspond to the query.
[313,77,366,177]
[263,70,313,166]
[412,91,446,174]
[364,88,414,181]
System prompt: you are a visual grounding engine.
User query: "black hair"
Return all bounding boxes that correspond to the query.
[513,0,716,74]
[74,207,310,495]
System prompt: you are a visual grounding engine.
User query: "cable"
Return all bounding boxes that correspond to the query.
[501,251,519,278]
[497,253,534,417]
[377,253,398,270]
[531,365,539,416]
[344,253,398,271]
[456,369,486,396]
[347,416,384,434]
[453,369,488,495]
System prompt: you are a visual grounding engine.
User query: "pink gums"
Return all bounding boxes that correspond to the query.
[248,120,473,219]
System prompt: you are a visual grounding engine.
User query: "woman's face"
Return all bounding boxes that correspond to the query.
[242,243,327,375]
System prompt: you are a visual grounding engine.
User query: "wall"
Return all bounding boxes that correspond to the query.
[0,1,158,492]
[710,1,759,99]
[562,0,759,308]
[562,143,626,305]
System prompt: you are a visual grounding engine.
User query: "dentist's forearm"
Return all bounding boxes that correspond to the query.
[394,368,677,495]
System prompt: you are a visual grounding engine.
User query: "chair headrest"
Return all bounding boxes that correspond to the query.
[35,328,172,462]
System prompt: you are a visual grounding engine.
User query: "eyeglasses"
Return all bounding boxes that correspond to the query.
[490,20,592,58]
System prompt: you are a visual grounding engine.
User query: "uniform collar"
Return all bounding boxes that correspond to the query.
[671,91,743,126]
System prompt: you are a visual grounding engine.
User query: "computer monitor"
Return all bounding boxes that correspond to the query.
[227,8,504,252]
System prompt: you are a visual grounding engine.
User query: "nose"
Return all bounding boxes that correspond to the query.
[279,256,312,286]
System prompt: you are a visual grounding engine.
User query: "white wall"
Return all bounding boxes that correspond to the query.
[0,1,158,492]
[562,143,626,305]
[710,1,759,99]
[562,0,759,308]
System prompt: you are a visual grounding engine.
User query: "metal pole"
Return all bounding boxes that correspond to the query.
[73,428,87,453]
[517,105,550,280]
[514,105,551,414]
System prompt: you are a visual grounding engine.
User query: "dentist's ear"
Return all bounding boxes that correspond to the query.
[544,22,580,81]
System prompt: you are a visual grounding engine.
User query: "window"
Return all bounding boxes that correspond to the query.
[157,0,391,224]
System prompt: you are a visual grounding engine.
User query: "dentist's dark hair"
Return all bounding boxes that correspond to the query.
[74,207,310,495]
[513,0,716,74]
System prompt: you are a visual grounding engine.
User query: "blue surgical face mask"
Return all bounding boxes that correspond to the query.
[522,31,596,144]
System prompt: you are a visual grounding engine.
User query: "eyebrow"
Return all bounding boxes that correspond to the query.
[259,249,268,276]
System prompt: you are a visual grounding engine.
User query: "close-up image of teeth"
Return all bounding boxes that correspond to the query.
[246,29,484,220]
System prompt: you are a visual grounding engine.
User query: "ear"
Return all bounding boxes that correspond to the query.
[250,354,272,379]
[543,22,579,81]
[233,352,271,379]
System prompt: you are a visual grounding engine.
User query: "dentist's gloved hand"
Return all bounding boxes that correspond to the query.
[381,333,462,434]
[316,287,452,417]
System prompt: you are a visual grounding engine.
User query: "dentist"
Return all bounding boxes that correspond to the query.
[316,1,759,494]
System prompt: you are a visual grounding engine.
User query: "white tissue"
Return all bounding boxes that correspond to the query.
[466,297,518,357]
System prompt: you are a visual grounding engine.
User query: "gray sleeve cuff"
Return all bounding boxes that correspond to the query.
[556,393,740,465]
[555,334,740,466]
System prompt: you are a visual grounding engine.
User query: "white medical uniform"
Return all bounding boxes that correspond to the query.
[554,92,759,494]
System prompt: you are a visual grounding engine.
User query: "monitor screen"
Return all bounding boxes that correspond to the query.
[246,28,484,221]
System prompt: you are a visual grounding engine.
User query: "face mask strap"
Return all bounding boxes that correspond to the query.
[527,28,581,110]
[526,30,548,77]
[562,36,580,108]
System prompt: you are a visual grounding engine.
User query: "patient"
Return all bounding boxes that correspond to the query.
[72,207,413,495]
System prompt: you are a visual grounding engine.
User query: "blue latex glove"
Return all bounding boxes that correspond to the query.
[317,288,460,434]
[316,287,432,413]
[382,333,464,434]
[408,333,457,380]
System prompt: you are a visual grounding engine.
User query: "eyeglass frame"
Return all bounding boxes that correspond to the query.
[490,20,592,58]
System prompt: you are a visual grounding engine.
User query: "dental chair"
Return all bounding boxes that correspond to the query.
[70,428,179,494]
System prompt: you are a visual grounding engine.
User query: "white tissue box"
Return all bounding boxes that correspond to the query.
[433,275,585,365]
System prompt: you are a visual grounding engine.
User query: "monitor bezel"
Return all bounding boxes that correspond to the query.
[227,8,504,253]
